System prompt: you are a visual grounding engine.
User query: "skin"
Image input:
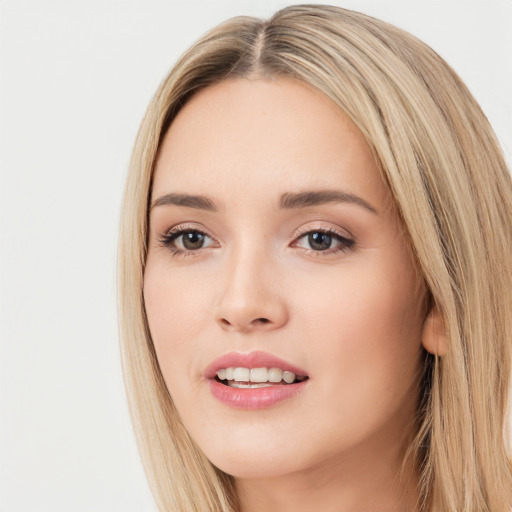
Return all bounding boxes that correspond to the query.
[144,77,432,512]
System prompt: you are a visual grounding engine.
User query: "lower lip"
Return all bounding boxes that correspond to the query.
[208,379,308,409]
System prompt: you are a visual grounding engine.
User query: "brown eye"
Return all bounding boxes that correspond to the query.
[181,231,206,250]
[160,228,216,254]
[293,229,355,254]
[308,232,333,251]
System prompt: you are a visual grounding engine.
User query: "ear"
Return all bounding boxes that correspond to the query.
[421,306,448,356]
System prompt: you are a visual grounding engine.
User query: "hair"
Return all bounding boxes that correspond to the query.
[118,4,512,511]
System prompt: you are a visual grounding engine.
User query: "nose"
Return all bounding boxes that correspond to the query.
[215,249,289,333]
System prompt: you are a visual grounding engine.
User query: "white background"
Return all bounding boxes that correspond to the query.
[1,1,511,511]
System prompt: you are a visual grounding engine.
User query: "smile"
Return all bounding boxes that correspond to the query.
[205,352,310,409]
[216,367,308,387]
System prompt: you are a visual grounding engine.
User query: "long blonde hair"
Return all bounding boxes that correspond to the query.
[118,5,512,511]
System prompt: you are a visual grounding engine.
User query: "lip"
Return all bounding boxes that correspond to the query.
[204,351,309,410]
[204,350,308,379]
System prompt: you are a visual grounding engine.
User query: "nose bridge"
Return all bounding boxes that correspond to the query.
[215,236,288,332]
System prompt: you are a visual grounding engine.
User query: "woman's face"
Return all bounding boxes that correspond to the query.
[144,78,427,480]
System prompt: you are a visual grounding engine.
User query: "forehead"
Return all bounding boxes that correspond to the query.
[152,77,390,211]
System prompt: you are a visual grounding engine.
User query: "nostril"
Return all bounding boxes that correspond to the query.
[217,315,279,331]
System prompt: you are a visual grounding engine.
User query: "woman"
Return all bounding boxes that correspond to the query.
[118,4,512,511]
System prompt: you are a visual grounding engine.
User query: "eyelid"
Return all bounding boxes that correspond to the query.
[290,223,356,256]
[292,222,354,241]
[162,222,218,239]
[158,222,220,255]
[156,221,355,257]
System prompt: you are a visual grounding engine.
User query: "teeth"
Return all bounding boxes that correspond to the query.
[229,382,273,389]
[233,367,250,382]
[250,367,268,382]
[268,367,283,383]
[283,371,295,384]
[215,367,302,384]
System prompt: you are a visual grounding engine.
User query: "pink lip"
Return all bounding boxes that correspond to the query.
[204,350,308,379]
[204,351,309,410]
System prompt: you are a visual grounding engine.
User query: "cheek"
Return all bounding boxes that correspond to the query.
[296,258,425,412]
[143,260,211,391]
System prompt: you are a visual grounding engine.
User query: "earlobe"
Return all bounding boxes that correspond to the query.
[421,306,448,356]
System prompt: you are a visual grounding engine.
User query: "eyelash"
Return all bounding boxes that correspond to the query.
[158,224,355,258]
[158,225,214,258]
[291,226,355,256]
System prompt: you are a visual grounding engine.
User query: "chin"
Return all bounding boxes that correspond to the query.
[201,440,308,480]
[213,458,298,480]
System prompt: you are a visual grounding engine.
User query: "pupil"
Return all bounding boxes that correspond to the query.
[309,232,332,251]
[183,231,204,250]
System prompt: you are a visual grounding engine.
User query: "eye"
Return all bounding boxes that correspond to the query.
[159,227,217,254]
[293,229,355,254]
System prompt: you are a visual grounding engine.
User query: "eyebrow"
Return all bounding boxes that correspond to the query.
[279,190,378,214]
[150,189,378,215]
[151,193,217,211]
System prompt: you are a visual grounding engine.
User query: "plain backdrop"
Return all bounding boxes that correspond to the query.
[0,1,511,511]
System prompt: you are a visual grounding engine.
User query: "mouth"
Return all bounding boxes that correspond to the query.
[205,351,310,409]
[215,367,308,388]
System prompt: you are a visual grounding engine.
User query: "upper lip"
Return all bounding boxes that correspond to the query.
[204,351,308,379]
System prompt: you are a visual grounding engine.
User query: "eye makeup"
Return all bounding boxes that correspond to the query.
[158,223,218,257]
[157,222,355,258]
